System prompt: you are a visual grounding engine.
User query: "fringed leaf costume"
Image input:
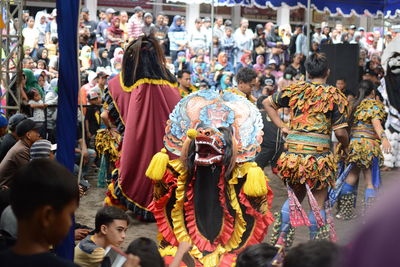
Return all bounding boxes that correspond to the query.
[268,81,348,246]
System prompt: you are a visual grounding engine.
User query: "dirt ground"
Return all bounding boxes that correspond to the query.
[75,167,400,250]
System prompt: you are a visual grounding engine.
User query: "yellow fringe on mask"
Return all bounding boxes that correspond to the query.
[145,148,169,181]
[243,162,267,197]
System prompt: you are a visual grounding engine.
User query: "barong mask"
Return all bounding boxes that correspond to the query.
[164,90,263,169]
[388,53,400,74]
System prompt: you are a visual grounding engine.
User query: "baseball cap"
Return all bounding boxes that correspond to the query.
[87,90,100,101]
[16,119,42,137]
[358,27,365,31]
[30,139,52,160]
[268,59,277,65]
[8,113,27,131]
[81,7,89,13]
[204,17,211,22]
[106,8,116,14]
[0,113,8,128]
[96,71,110,79]
[350,25,356,30]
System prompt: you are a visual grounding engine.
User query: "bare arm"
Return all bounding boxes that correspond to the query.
[334,128,349,150]
[101,110,113,129]
[262,97,289,134]
[372,119,392,154]
[169,241,193,267]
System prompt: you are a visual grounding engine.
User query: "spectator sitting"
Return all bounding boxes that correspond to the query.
[165,56,175,74]
[0,114,8,139]
[235,53,252,74]
[191,54,208,74]
[30,139,55,160]
[215,51,234,73]
[220,73,232,90]
[33,47,49,66]
[253,55,266,74]
[0,159,80,267]
[277,68,296,91]
[0,119,41,188]
[177,70,196,98]
[85,91,101,148]
[174,51,190,75]
[74,206,129,267]
[80,46,92,72]
[93,48,111,73]
[0,205,17,251]
[236,243,279,267]
[27,89,47,123]
[0,114,26,162]
[191,65,209,88]
[283,240,340,267]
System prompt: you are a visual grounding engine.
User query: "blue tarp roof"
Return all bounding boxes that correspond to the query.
[168,0,400,17]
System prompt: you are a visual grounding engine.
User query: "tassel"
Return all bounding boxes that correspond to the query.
[145,148,169,181]
[243,162,267,197]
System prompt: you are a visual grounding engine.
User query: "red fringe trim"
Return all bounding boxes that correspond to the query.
[184,166,234,252]
[148,170,179,246]
[236,183,274,252]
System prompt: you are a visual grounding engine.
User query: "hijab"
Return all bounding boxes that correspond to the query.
[169,15,185,32]
[96,48,111,68]
[220,74,231,90]
[240,53,251,66]
[253,55,266,72]
[217,52,228,67]
[80,46,92,69]
[23,68,44,98]
[113,47,124,64]
[108,17,124,36]
[34,48,49,65]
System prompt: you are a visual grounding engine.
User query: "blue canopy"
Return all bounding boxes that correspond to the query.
[169,0,400,17]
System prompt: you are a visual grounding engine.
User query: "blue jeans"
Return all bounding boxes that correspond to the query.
[74,148,96,180]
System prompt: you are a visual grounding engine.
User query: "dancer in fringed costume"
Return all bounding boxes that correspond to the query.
[336,80,391,220]
[145,90,274,266]
[102,35,181,221]
[263,53,350,247]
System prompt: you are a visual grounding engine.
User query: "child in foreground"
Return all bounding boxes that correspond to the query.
[0,159,80,267]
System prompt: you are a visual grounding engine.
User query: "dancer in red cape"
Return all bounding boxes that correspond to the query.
[102,35,181,221]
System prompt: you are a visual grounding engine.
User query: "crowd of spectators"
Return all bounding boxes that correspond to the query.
[0,5,398,267]
[3,7,392,117]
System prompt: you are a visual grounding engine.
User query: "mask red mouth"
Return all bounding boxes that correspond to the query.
[194,135,224,166]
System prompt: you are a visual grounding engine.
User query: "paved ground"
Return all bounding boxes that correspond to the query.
[76,167,400,250]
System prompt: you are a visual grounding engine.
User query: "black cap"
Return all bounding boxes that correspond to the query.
[9,114,27,132]
[81,7,89,13]
[16,119,42,137]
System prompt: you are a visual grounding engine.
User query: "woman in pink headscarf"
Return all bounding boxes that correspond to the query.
[253,55,266,73]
